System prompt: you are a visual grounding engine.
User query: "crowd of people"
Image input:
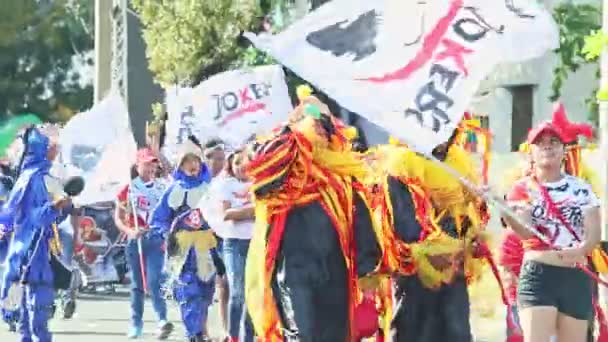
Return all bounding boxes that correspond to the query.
[0,90,605,342]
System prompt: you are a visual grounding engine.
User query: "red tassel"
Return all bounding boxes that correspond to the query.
[354,294,380,340]
[507,333,524,342]
[595,299,608,342]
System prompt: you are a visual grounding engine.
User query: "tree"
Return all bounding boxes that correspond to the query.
[0,0,94,122]
[551,3,600,124]
[131,0,264,88]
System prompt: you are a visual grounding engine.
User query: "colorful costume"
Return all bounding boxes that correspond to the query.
[245,92,382,342]
[150,146,221,342]
[0,127,71,342]
[374,129,491,342]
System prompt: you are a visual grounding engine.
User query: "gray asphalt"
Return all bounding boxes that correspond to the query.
[0,287,505,342]
[0,287,224,342]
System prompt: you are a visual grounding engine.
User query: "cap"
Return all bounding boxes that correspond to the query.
[136,147,158,164]
[527,122,566,145]
[79,216,95,228]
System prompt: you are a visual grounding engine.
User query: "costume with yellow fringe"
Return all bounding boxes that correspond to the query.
[372,122,491,342]
[244,87,383,342]
[149,141,222,341]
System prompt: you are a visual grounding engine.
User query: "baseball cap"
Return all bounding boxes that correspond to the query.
[137,147,158,164]
[527,122,566,145]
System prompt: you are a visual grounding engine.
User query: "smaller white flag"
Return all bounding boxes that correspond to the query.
[59,91,137,205]
[165,65,292,160]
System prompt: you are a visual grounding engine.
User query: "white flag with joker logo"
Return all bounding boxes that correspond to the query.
[245,0,558,153]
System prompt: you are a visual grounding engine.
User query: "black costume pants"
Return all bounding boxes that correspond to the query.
[391,275,472,342]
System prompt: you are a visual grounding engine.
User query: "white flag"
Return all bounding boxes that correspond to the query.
[245,0,558,153]
[165,65,292,159]
[58,91,137,205]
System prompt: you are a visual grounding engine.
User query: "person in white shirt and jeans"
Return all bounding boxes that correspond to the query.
[209,149,255,342]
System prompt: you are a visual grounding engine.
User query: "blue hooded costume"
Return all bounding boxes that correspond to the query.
[150,162,223,341]
[0,127,70,342]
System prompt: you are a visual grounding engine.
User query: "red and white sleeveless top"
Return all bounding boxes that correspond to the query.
[116,177,167,229]
[507,175,599,249]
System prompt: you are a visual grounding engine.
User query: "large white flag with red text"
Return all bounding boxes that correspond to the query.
[245,0,558,153]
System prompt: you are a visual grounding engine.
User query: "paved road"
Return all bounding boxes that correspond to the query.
[0,287,506,342]
[0,288,224,342]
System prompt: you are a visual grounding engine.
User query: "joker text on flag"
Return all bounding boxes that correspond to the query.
[165,65,292,159]
[58,91,137,205]
[245,0,559,154]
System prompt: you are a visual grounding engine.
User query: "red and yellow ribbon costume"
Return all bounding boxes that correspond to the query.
[244,114,382,341]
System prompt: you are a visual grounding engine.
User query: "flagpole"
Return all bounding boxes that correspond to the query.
[599,0,608,311]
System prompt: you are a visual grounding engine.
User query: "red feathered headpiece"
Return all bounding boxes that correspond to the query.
[551,102,594,143]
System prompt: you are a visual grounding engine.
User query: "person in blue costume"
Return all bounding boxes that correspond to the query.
[0,126,73,342]
[150,141,223,342]
[0,172,17,332]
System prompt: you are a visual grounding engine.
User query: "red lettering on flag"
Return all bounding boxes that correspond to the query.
[358,0,463,83]
[219,102,267,126]
[239,87,254,106]
[435,38,473,76]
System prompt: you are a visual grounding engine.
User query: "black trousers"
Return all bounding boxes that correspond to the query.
[391,275,472,342]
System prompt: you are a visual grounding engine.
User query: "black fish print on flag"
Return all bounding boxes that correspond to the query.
[305,10,380,62]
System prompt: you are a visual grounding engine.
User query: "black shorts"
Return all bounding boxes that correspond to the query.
[518,260,593,320]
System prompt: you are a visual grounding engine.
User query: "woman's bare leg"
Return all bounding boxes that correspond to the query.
[556,312,588,342]
[519,306,558,342]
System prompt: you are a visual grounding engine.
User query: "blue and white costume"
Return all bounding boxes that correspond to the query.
[0,127,71,342]
[150,155,222,342]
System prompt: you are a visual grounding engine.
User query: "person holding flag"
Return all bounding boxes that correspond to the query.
[115,147,173,340]
[500,104,605,342]
[378,121,491,342]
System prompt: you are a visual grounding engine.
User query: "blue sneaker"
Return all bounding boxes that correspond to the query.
[127,326,143,339]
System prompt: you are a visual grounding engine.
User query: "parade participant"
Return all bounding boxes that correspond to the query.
[201,137,230,338]
[377,124,491,342]
[502,117,602,341]
[244,87,382,342]
[115,147,173,340]
[0,171,15,332]
[0,126,74,342]
[209,149,255,342]
[150,140,221,342]
[500,103,606,342]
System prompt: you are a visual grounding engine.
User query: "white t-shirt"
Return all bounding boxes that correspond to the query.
[508,174,600,248]
[204,175,254,240]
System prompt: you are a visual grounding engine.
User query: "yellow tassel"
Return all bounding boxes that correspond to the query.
[388,136,401,146]
[592,248,608,274]
[175,230,217,254]
[410,231,463,288]
[296,85,313,101]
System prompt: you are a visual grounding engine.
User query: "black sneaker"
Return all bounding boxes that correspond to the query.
[157,321,174,340]
[62,300,76,319]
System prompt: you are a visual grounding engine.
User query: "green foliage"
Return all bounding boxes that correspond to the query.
[0,0,94,122]
[582,30,608,61]
[131,0,262,87]
[550,3,600,103]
